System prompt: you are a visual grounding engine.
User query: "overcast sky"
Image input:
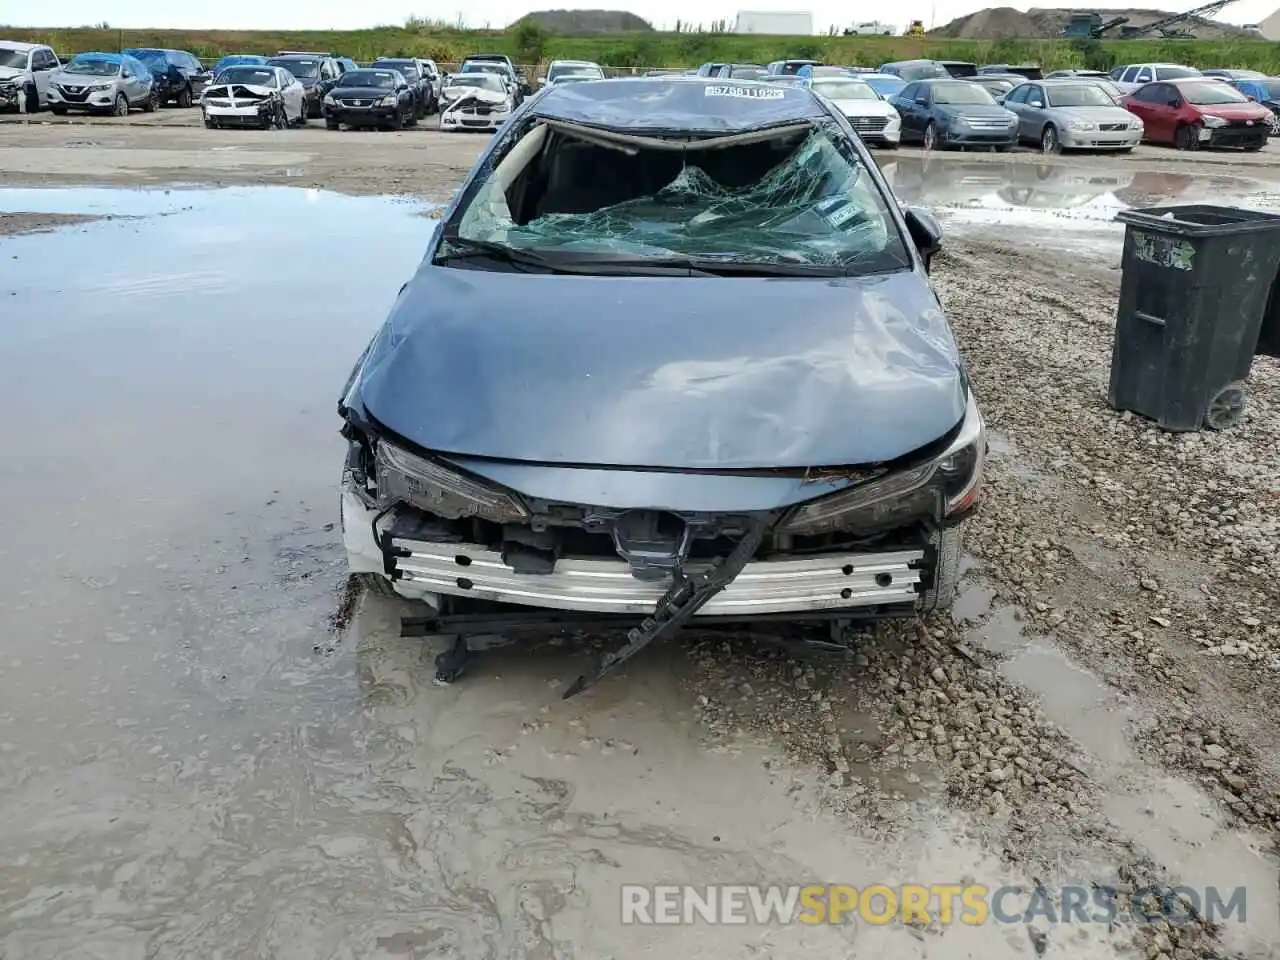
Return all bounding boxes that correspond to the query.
[11,1,1276,33]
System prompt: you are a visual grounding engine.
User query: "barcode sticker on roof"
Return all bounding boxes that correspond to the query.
[704,85,785,100]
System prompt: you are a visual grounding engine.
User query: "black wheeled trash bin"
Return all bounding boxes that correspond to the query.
[1109,204,1280,431]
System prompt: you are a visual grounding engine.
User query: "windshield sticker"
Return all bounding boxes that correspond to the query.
[704,85,786,100]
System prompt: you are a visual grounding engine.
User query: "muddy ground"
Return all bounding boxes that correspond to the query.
[2,115,1280,960]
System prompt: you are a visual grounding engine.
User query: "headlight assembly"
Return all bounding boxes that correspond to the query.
[1201,115,1227,128]
[777,391,986,536]
[1068,119,1097,131]
[374,439,529,523]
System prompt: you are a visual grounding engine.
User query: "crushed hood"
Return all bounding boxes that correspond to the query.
[204,83,276,98]
[356,265,965,469]
[0,66,24,80]
[532,76,828,136]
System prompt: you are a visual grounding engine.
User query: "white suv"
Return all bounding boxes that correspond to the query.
[1110,62,1201,94]
[0,41,61,111]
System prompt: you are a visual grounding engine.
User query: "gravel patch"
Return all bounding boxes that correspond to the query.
[931,238,1280,836]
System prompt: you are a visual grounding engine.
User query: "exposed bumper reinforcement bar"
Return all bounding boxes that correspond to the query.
[389,537,925,615]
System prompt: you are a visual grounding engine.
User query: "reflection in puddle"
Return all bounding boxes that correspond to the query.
[881,155,1280,253]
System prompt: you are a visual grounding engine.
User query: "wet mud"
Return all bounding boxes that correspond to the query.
[2,159,1279,959]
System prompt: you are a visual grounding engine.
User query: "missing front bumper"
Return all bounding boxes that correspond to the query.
[342,489,925,614]
[392,539,923,614]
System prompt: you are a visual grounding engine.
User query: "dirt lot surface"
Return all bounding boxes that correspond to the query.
[3,110,1280,959]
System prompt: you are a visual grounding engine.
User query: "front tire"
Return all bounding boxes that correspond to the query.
[24,84,40,113]
[919,524,963,614]
[177,84,193,108]
[923,121,939,151]
[112,93,128,117]
[1175,123,1200,151]
[142,90,158,113]
[1040,124,1060,154]
[325,117,340,130]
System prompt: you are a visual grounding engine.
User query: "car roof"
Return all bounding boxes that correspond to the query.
[531,76,826,135]
[271,54,322,60]
[70,51,123,62]
[0,41,44,51]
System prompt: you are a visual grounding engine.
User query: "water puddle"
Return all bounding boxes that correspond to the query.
[883,155,1280,256]
[0,184,1082,959]
[962,590,1280,957]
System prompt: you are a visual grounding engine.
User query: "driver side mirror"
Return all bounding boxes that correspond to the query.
[1167,97,1182,108]
[1028,99,1043,108]
[914,96,929,105]
[902,205,942,272]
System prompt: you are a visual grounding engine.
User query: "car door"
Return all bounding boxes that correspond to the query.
[1134,83,1174,142]
[398,78,412,117]
[32,49,57,103]
[120,57,143,103]
[1003,84,1031,139]
[892,82,922,139]
[1020,83,1050,138]
[279,69,302,117]
[186,53,211,96]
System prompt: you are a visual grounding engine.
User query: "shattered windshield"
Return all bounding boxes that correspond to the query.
[217,67,277,86]
[813,80,879,100]
[64,58,120,77]
[446,121,908,274]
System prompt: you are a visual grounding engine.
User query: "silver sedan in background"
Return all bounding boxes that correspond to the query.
[1003,78,1143,153]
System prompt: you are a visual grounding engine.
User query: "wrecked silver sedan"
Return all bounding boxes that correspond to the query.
[339,77,985,690]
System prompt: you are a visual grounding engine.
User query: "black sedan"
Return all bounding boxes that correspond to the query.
[336,77,986,690]
[123,48,211,106]
[370,58,433,117]
[323,69,417,129]
[265,54,342,117]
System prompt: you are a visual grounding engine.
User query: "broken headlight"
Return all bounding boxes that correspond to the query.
[374,439,529,523]
[776,390,985,536]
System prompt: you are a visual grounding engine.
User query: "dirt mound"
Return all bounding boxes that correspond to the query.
[932,6,1040,38]
[508,9,654,34]
[932,5,1256,38]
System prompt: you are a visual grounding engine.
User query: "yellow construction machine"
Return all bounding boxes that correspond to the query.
[905,19,926,36]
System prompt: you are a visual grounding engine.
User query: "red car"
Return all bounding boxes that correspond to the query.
[1121,77,1271,150]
